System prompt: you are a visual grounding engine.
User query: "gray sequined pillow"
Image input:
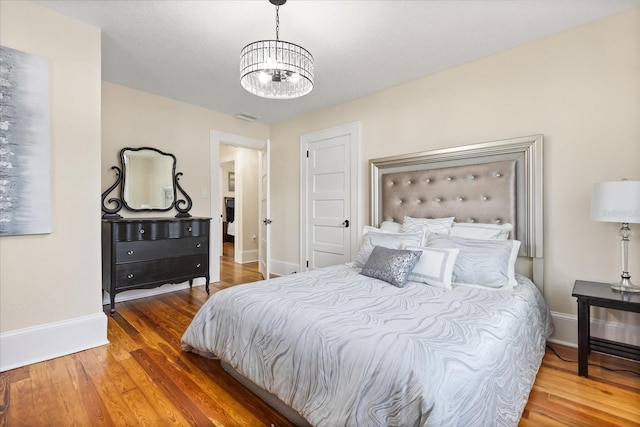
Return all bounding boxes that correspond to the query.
[360,246,422,288]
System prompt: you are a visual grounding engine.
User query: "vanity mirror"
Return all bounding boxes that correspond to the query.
[101,147,193,218]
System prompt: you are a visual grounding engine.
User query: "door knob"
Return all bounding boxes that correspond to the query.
[343,220,350,228]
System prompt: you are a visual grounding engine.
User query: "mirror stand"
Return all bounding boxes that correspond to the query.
[101,168,193,218]
[101,147,194,218]
[174,172,193,218]
[101,166,124,219]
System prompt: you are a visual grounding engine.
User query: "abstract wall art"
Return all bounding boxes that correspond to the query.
[0,45,51,236]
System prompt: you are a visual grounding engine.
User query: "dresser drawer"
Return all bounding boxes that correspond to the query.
[114,221,169,241]
[115,255,209,289]
[115,236,208,263]
[114,219,210,241]
[167,219,209,238]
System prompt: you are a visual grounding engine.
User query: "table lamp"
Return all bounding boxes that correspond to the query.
[590,180,640,292]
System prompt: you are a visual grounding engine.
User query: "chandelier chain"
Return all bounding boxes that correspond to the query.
[275,4,280,40]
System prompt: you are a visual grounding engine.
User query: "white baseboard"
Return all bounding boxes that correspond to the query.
[548,311,640,348]
[102,279,206,305]
[238,249,259,264]
[270,259,300,277]
[0,312,109,372]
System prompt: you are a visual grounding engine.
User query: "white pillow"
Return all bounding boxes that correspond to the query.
[450,222,513,240]
[379,221,402,233]
[401,217,455,244]
[406,246,460,290]
[425,234,520,290]
[354,231,423,267]
[363,225,382,235]
[362,221,404,235]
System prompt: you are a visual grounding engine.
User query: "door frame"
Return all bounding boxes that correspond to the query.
[299,122,361,271]
[209,130,267,284]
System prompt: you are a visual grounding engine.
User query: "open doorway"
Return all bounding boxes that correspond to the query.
[209,130,269,284]
[219,145,259,265]
[220,157,236,261]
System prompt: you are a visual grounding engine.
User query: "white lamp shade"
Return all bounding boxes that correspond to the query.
[590,181,640,223]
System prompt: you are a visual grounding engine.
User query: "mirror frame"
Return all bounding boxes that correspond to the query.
[120,147,177,212]
[101,146,193,218]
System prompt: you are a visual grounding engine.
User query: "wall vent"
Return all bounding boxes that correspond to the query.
[234,112,259,122]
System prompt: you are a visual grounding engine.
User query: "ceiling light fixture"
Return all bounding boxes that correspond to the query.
[240,0,314,100]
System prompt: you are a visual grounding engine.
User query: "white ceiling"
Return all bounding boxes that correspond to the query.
[34,0,640,124]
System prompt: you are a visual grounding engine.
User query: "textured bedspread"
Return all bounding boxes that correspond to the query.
[181,265,553,427]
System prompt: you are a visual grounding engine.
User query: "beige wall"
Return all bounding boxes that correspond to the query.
[102,82,269,219]
[0,2,102,331]
[270,9,640,326]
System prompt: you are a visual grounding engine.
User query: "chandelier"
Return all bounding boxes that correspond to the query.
[240,0,314,100]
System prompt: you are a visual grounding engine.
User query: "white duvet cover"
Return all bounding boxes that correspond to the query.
[181,264,553,427]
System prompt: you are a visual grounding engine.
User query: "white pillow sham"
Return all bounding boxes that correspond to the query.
[450,222,513,240]
[362,221,404,236]
[363,225,382,235]
[354,231,423,267]
[379,220,402,233]
[425,234,520,290]
[406,246,460,290]
[401,216,454,244]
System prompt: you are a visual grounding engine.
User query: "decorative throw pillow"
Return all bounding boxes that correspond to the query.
[360,246,422,288]
[425,234,520,289]
[406,246,460,290]
[450,222,513,240]
[401,216,455,244]
[354,231,423,267]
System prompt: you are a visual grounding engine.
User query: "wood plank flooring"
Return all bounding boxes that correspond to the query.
[1,242,639,426]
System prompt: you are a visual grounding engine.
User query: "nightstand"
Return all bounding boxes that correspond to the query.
[572,280,640,377]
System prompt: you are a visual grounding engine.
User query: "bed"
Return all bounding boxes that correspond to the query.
[182,135,552,426]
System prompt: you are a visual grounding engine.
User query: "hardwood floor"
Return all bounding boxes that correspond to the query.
[1,242,639,426]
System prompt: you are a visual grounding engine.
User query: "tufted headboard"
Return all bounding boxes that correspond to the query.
[370,135,544,289]
[380,160,516,234]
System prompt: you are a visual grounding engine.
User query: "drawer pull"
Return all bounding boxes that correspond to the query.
[196,243,202,248]
[127,250,134,255]
[196,263,201,268]
[188,226,192,232]
[127,273,134,279]
[139,229,145,234]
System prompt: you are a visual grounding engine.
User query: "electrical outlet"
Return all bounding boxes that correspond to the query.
[200,188,208,198]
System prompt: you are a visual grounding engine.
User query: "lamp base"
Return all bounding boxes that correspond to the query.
[611,276,640,293]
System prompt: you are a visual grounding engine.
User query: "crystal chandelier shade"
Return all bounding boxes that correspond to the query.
[240,0,314,100]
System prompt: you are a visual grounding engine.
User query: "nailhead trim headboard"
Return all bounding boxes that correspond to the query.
[381,160,516,235]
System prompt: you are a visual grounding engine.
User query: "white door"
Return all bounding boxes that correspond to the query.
[259,140,271,279]
[300,123,360,270]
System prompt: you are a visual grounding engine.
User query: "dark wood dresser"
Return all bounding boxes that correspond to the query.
[102,217,211,314]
